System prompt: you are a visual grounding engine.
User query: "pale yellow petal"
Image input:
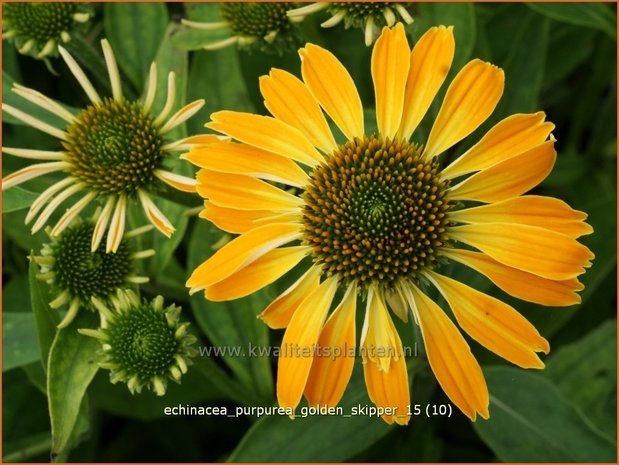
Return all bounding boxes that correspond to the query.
[428,272,549,369]
[449,195,592,238]
[450,223,594,280]
[300,43,364,140]
[205,246,309,301]
[183,141,308,187]
[409,284,489,420]
[196,170,303,211]
[398,26,455,139]
[207,111,323,167]
[186,222,302,293]
[443,112,555,178]
[371,23,410,139]
[277,277,339,410]
[305,284,357,407]
[443,248,584,307]
[259,266,322,329]
[424,60,505,158]
[260,68,337,154]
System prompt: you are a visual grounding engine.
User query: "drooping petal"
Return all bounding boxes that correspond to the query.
[184,141,308,187]
[371,23,410,139]
[196,170,303,211]
[207,111,324,167]
[449,141,556,202]
[205,246,309,301]
[443,112,555,178]
[443,248,583,307]
[259,266,322,329]
[408,284,489,420]
[398,26,455,139]
[137,190,175,238]
[187,222,302,294]
[450,223,594,280]
[361,288,410,425]
[363,349,410,425]
[154,169,197,192]
[385,285,409,322]
[277,277,339,410]
[200,202,283,234]
[449,196,592,238]
[427,272,549,369]
[260,68,337,154]
[300,43,364,140]
[424,60,505,158]
[305,284,356,407]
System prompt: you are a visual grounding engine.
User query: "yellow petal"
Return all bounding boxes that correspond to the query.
[200,201,281,234]
[363,350,410,425]
[428,272,549,369]
[398,26,455,140]
[277,277,339,410]
[183,141,309,187]
[443,248,583,307]
[186,222,302,293]
[259,266,322,329]
[449,141,556,202]
[300,43,364,140]
[424,60,505,158]
[450,223,594,280]
[385,285,409,322]
[361,288,403,372]
[207,111,323,167]
[409,284,489,420]
[443,112,555,178]
[260,68,337,154]
[205,246,309,301]
[371,23,411,139]
[449,195,593,238]
[305,284,357,407]
[196,170,303,211]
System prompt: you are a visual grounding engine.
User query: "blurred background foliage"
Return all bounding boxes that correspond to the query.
[2,2,617,463]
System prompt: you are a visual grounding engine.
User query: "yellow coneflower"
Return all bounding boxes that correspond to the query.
[287,2,413,46]
[2,39,206,253]
[185,24,594,424]
[181,2,299,52]
[2,2,93,59]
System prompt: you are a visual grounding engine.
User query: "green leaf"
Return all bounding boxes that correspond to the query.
[3,313,40,372]
[103,2,169,91]
[47,310,100,456]
[228,364,400,462]
[474,366,616,462]
[2,71,77,127]
[171,3,229,51]
[187,221,274,401]
[494,11,549,119]
[526,2,616,39]
[545,320,617,440]
[3,187,39,214]
[28,253,59,370]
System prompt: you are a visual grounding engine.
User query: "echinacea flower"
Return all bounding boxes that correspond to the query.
[33,216,154,329]
[182,2,300,52]
[80,290,197,396]
[287,2,413,45]
[185,24,594,424]
[2,1,93,59]
[2,39,206,252]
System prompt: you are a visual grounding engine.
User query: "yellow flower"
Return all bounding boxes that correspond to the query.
[185,24,594,424]
[2,39,206,253]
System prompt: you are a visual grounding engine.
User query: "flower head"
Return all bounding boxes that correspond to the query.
[80,290,197,396]
[2,39,206,252]
[2,2,93,59]
[287,2,413,45]
[34,218,154,329]
[182,2,300,52]
[185,24,593,423]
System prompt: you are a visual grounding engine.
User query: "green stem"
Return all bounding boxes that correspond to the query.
[3,434,52,463]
